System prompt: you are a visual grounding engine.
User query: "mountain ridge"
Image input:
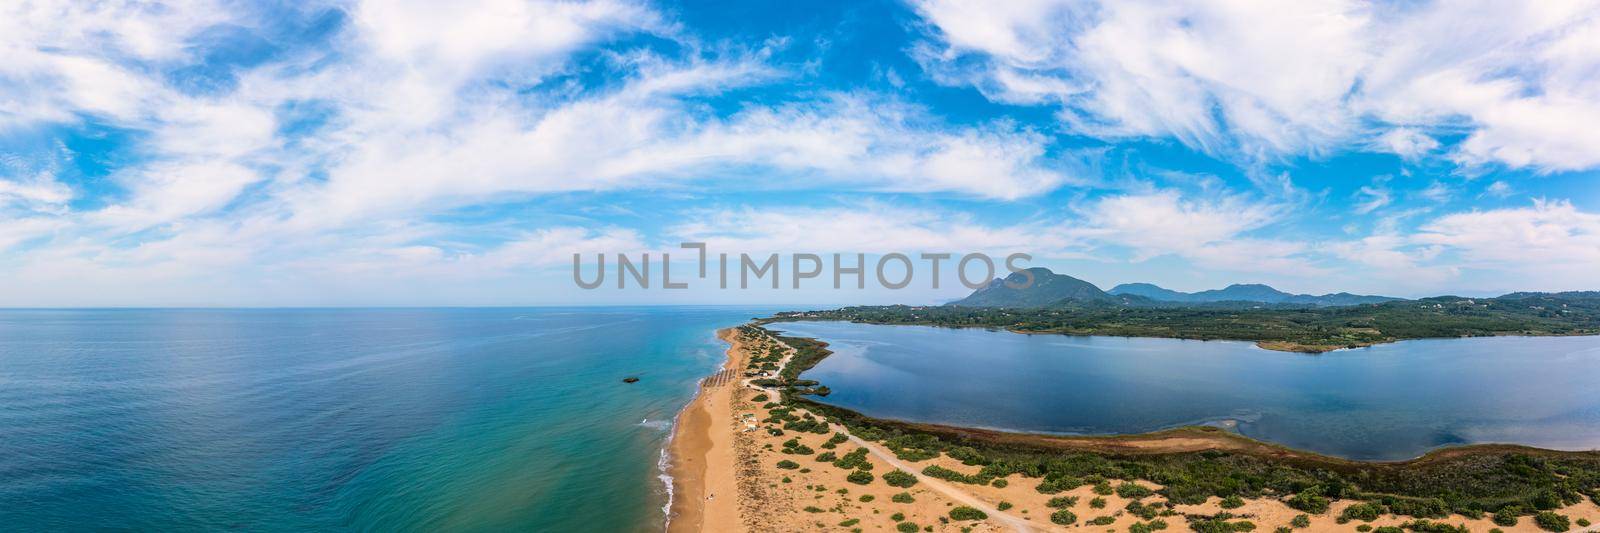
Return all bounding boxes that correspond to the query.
[948,268,1399,308]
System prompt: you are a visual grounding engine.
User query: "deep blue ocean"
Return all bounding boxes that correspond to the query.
[0,307,770,531]
[776,321,1600,460]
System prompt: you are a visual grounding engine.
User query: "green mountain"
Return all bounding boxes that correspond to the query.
[946,267,1116,308]
[1109,282,1398,307]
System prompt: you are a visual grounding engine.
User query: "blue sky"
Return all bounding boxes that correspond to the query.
[1,0,1598,306]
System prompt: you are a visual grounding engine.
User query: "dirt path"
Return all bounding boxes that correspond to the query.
[842,429,1036,532]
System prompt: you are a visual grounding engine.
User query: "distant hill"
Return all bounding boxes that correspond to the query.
[1109,282,1398,307]
[946,267,1113,308]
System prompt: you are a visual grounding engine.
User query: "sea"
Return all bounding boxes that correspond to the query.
[0,307,770,531]
[6,309,1599,531]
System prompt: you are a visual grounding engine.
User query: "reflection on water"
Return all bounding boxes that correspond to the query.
[776,321,1600,460]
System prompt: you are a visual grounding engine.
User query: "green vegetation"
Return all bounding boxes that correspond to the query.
[791,396,1600,529]
[1340,501,1383,522]
[882,469,918,488]
[846,470,873,485]
[991,478,1008,488]
[895,522,918,533]
[815,452,837,462]
[775,291,1600,353]
[1118,481,1154,499]
[858,494,873,502]
[1089,497,1106,509]
[1050,509,1077,525]
[1188,517,1256,532]
[997,501,1012,511]
[891,492,915,504]
[838,518,859,527]
[776,460,799,470]
[948,506,987,521]
[1534,511,1570,532]
[1220,495,1245,509]
[1289,515,1310,528]
[1047,496,1078,508]
[1131,520,1169,533]
[1086,516,1115,526]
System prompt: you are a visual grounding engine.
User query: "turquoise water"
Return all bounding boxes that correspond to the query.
[776,321,1600,460]
[0,307,769,531]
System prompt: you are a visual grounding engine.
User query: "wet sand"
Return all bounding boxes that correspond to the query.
[666,328,746,533]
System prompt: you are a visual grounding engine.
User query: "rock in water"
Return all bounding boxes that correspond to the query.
[622,377,639,383]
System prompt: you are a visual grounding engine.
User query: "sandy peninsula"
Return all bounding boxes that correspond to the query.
[668,324,1600,532]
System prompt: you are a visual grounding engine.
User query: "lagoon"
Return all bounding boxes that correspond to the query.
[775,321,1600,460]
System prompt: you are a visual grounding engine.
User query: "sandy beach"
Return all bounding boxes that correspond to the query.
[668,325,1600,532]
[666,328,748,533]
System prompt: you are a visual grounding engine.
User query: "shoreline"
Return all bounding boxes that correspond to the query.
[664,327,745,533]
[763,316,1600,354]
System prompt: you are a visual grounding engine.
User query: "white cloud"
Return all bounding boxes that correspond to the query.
[911,0,1600,171]
[1414,200,1600,286]
[1076,189,1318,275]
[670,203,1086,257]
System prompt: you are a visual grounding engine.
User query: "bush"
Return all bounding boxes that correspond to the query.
[1576,518,1590,527]
[815,452,837,462]
[1374,528,1404,533]
[895,523,918,533]
[1286,488,1330,514]
[1133,520,1170,533]
[883,470,918,488]
[1047,496,1078,508]
[891,492,915,504]
[1118,482,1154,499]
[1089,497,1106,509]
[1220,495,1245,509]
[1356,526,1372,532]
[838,518,859,527]
[802,506,822,513]
[776,460,799,470]
[859,494,874,502]
[1050,509,1077,525]
[1492,506,1520,526]
[846,470,873,485]
[1534,512,1570,532]
[1088,516,1115,526]
[751,393,768,402]
[997,501,1013,511]
[1290,514,1310,528]
[949,506,987,521]
[891,512,905,521]
[1340,502,1383,522]
[1093,480,1114,495]
[1127,500,1160,520]
[833,448,871,470]
[991,478,1008,488]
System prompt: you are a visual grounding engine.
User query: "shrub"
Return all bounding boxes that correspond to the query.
[1049,509,1077,525]
[1356,526,1372,532]
[1088,516,1115,526]
[891,512,904,521]
[1340,502,1383,522]
[1273,528,1291,533]
[1534,512,1570,532]
[1089,497,1106,509]
[1576,518,1590,527]
[751,393,768,402]
[949,506,987,521]
[802,506,823,513]
[1220,495,1245,509]
[815,452,837,462]
[1093,480,1114,495]
[1133,520,1170,533]
[891,492,915,504]
[1286,488,1330,514]
[991,478,1008,488]
[1290,514,1310,528]
[997,501,1012,511]
[838,518,859,527]
[1492,506,1520,526]
[896,523,918,533]
[1117,482,1154,499]
[859,495,874,502]
[833,448,871,470]
[1374,528,1404,533]
[882,470,918,488]
[1127,500,1159,520]
[776,460,799,470]
[947,446,989,465]
[1047,496,1079,508]
[846,470,873,485]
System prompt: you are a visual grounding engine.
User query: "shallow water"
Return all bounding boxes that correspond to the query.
[0,307,768,531]
[776,321,1600,460]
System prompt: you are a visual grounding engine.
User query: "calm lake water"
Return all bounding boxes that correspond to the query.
[775,321,1600,460]
[0,307,769,531]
